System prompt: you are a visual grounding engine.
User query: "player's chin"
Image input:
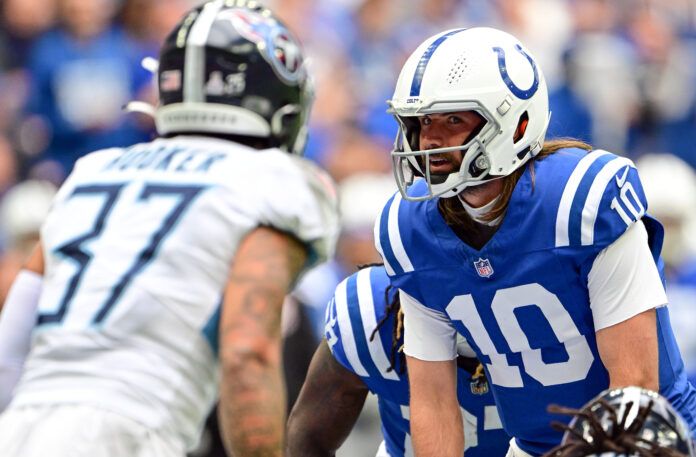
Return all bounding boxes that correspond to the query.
[427,162,458,176]
[427,171,453,186]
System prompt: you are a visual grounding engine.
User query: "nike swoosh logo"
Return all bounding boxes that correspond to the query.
[615,165,630,187]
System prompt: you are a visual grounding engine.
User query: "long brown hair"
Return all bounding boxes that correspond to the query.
[359,263,406,374]
[439,138,593,228]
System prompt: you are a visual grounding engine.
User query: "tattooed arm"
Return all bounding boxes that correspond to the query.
[219,226,308,457]
[287,341,369,457]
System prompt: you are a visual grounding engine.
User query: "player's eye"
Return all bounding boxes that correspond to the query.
[419,116,432,126]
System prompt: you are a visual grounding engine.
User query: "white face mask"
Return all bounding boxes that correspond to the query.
[458,194,502,226]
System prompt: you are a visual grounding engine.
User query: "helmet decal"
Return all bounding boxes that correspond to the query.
[218,9,304,85]
[269,29,304,84]
[161,70,182,92]
[492,44,539,100]
[409,28,467,97]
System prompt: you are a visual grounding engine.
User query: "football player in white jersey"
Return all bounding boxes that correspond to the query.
[0,1,338,457]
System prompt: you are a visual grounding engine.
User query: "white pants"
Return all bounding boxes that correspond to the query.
[375,440,390,457]
[375,439,413,457]
[0,404,186,457]
[505,438,535,457]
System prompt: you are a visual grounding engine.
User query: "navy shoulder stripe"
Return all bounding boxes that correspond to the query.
[555,150,635,247]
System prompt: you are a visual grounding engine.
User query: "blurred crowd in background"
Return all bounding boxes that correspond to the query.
[3,0,696,454]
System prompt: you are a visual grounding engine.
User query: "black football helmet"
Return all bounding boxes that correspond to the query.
[548,387,695,457]
[154,0,312,154]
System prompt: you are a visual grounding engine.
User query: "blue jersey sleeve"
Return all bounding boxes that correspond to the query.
[324,280,365,377]
[373,184,437,306]
[565,153,670,290]
[374,191,411,278]
[555,151,654,252]
[324,268,404,384]
[590,159,649,249]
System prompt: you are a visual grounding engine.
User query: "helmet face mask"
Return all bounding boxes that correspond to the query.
[389,27,550,200]
[390,101,500,201]
[154,0,313,155]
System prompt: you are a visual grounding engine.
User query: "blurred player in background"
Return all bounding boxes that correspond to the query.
[637,153,696,386]
[0,1,338,456]
[543,386,695,457]
[287,264,510,456]
[0,180,56,307]
[376,27,696,456]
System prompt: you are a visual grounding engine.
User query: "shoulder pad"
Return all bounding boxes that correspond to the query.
[51,148,124,204]
[260,156,339,268]
[374,190,416,277]
[372,185,453,303]
[74,147,124,173]
[324,267,401,381]
[554,150,646,249]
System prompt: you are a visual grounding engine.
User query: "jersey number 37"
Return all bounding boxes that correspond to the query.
[38,182,204,327]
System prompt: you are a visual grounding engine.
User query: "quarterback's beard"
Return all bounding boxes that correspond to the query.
[418,152,464,185]
[459,181,492,201]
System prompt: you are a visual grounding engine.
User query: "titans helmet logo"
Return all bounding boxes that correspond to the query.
[219,9,305,85]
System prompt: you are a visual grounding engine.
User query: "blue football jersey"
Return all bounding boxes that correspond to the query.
[375,148,696,456]
[325,266,510,457]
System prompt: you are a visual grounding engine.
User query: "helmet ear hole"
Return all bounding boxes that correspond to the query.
[513,111,529,144]
[277,112,300,145]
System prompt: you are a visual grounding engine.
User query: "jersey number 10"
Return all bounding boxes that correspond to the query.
[446,283,595,388]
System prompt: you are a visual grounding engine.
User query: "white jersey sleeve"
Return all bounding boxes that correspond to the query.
[253,154,339,268]
[401,289,458,361]
[588,220,668,330]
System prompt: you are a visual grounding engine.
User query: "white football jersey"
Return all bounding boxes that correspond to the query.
[11,136,339,448]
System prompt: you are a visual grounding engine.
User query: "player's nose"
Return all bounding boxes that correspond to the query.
[421,129,444,150]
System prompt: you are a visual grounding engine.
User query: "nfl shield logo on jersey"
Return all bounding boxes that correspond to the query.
[470,364,489,395]
[474,258,494,278]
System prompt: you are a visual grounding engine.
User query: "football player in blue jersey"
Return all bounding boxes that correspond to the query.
[287,265,510,456]
[374,27,696,456]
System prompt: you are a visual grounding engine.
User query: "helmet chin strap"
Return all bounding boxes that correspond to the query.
[436,139,489,198]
